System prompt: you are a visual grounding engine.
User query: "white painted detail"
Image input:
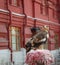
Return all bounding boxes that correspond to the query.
[27,16,34,20]
[12,12,25,17]
[34,18,48,22]
[27,16,60,26]
[0,9,9,13]
[0,8,60,26]
[34,18,60,26]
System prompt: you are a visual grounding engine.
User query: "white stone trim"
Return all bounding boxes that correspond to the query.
[0,9,9,13]
[34,18,60,26]
[12,12,25,17]
[0,9,60,26]
[27,16,60,26]
[34,18,48,22]
[27,16,34,20]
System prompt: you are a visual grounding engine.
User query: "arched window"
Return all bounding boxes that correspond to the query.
[9,27,20,51]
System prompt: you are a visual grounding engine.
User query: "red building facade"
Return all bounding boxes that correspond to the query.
[0,0,60,51]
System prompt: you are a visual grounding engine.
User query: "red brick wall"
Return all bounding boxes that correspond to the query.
[0,0,60,50]
[0,0,7,10]
[24,0,33,16]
